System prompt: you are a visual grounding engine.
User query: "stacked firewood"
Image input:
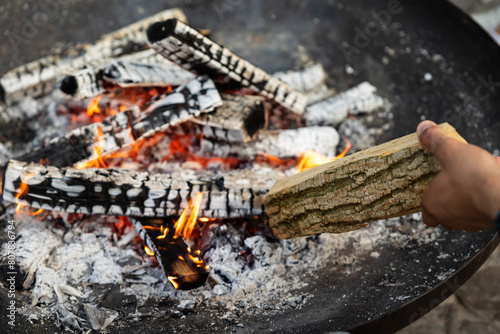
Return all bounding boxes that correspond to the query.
[0,9,385,290]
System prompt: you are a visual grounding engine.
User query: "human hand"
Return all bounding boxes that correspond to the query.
[417,120,500,232]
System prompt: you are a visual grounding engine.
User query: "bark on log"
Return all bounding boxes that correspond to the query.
[147,19,307,115]
[3,160,283,218]
[191,94,267,143]
[304,82,385,126]
[60,49,194,100]
[15,76,221,168]
[264,123,467,239]
[198,126,340,160]
[0,8,187,106]
[130,218,209,290]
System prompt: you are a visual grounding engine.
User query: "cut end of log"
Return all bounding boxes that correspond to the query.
[147,19,177,44]
[60,76,78,95]
[264,123,467,239]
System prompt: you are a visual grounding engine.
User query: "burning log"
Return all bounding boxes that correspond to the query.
[15,76,221,168]
[191,94,267,143]
[264,123,466,239]
[304,82,385,126]
[0,8,187,106]
[60,49,195,100]
[147,19,308,115]
[272,63,326,93]
[3,160,284,218]
[130,218,209,290]
[198,126,340,160]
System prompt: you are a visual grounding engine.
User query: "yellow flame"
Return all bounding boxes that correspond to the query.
[87,96,102,117]
[144,245,155,256]
[157,226,169,239]
[173,192,204,241]
[199,217,209,222]
[183,192,203,241]
[297,139,351,173]
[168,276,179,289]
[76,126,107,169]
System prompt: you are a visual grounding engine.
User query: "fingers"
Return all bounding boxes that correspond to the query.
[416,121,460,169]
[495,156,500,165]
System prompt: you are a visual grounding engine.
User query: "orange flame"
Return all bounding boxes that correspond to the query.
[87,96,102,117]
[15,173,34,213]
[76,126,107,169]
[173,192,204,241]
[157,226,170,239]
[297,139,352,173]
[29,208,44,216]
[144,245,155,256]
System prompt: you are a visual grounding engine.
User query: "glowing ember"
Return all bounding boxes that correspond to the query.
[164,135,240,169]
[255,152,296,169]
[297,139,351,173]
[86,96,102,117]
[144,245,155,256]
[174,192,204,241]
[168,276,179,289]
[199,217,210,223]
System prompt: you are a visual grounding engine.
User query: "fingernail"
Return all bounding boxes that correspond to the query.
[416,120,436,138]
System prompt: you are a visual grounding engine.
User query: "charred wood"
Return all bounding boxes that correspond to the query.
[147,19,307,115]
[198,126,340,160]
[3,160,284,218]
[60,49,194,100]
[14,76,221,168]
[0,8,187,106]
[191,94,267,143]
[272,63,326,93]
[130,218,209,290]
[304,82,385,126]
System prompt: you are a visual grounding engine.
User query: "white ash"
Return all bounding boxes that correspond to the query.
[3,206,442,332]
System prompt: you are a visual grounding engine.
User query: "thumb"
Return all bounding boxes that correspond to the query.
[416,121,457,167]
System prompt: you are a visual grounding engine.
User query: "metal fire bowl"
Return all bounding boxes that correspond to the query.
[1,0,499,333]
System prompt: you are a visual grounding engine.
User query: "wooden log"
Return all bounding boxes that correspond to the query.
[191,94,267,143]
[60,49,194,100]
[147,19,307,115]
[264,123,467,239]
[2,160,284,219]
[130,218,209,290]
[272,63,326,93]
[14,76,221,168]
[198,126,340,160]
[0,8,187,106]
[304,82,385,126]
